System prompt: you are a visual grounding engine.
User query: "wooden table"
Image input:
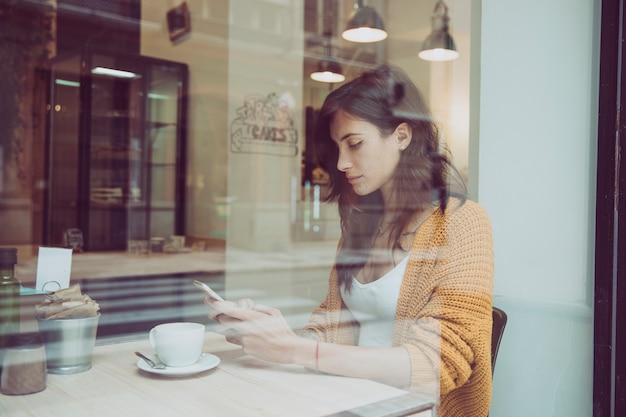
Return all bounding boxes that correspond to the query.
[0,333,435,417]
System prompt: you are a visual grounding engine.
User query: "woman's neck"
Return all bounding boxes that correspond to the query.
[355,205,434,284]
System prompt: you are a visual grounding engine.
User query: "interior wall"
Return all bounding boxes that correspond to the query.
[387,0,472,186]
[475,0,599,415]
[140,0,230,244]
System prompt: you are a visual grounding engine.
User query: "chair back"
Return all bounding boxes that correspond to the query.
[491,306,508,374]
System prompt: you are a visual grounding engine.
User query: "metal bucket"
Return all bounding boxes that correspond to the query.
[37,314,99,374]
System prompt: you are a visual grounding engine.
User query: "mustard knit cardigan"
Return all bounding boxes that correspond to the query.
[303,198,494,417]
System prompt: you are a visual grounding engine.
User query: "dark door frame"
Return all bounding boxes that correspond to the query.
[594,0,626,416]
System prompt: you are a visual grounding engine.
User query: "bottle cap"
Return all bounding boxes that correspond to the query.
[0,248,18,266]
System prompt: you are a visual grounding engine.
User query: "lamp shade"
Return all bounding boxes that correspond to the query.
[418,1,459,62]
[342,5,387,43]
[418,29,459,61]
[310,58,345,83]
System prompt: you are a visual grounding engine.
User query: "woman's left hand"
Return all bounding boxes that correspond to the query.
[207,299,300,364]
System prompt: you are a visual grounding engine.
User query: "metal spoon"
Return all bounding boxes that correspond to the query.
[135,351,166,369]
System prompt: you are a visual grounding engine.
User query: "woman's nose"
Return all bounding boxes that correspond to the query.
[337,151,352,172]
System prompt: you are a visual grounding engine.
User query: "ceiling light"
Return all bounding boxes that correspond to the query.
[310,32,345,84]
[341,0,387,43]
[91,67,139,79]
[418,0,459,62]
[55,79,80,87]
[310,59,346,83]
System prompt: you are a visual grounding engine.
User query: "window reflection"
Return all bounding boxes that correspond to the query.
[1,1,598,417]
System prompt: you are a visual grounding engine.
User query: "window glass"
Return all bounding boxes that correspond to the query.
[1,1,597,416]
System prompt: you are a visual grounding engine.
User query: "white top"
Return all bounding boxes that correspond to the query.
[340,256,408,347]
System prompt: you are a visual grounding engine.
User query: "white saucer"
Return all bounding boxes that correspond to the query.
[137,353,220,376]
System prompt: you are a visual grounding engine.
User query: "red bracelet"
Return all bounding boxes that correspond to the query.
[315,341,320,371]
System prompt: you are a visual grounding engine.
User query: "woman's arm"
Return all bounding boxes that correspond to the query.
[208,301,423,389]
[294,337,413,388]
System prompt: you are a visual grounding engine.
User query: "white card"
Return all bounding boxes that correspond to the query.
[36,247,72,292]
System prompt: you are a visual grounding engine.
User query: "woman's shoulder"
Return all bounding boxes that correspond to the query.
[433,197,492,232]
[445,197,489,219]
[419,197,493,250]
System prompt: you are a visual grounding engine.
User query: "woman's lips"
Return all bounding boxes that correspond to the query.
[347,175,360,184]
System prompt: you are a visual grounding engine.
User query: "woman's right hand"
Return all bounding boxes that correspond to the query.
[204,297,255,321]
[205,297,255,345]
[204,298,301,364]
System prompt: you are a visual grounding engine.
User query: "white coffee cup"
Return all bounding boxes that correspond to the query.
[149,322,205,367]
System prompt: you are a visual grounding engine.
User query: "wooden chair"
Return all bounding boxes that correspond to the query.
[487,307,508,417]
[491,306,508,374]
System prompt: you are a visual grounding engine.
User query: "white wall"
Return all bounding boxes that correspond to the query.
[141,0,230,242]
[475,0,599,415]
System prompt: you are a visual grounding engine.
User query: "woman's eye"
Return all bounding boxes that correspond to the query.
[348,141,363,149]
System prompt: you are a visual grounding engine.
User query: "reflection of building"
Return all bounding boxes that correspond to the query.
[0,0,467,254]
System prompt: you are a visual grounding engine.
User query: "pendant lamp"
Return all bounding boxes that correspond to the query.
[341,0,387,43]
[418,0,459,61]
[310,32,345,84]
[310,59,346,83]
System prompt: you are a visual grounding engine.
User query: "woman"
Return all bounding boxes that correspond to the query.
[207,64,494,417]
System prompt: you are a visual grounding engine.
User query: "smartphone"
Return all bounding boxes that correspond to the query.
[193,280,225,302]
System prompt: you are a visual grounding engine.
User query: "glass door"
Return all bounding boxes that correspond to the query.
[145,63,186,240]
[46,54,82,247]
[86,52,146,250]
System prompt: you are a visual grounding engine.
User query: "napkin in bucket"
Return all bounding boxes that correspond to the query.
[35,284,100,320]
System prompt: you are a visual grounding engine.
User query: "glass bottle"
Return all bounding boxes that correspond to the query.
[0,248,21,375]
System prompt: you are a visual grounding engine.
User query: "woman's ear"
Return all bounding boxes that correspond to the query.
[395,122,413,150]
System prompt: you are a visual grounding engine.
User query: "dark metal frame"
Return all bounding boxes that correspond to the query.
[594,0,626,416]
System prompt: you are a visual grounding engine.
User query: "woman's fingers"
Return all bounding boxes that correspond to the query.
[207,309,220,321]
[211,302,271,322]
[223,328,243,345]
[205,298,257,318]
[205,299,246,320]
[237,298,255,309]
[250,303,280,315]
[211,322,243,345]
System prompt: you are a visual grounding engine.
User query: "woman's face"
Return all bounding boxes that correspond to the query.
[330,110,409,198]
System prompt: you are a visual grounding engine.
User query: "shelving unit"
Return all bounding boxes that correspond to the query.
[45,49,188,251]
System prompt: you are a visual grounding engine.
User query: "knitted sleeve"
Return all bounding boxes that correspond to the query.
[396,200,494,416]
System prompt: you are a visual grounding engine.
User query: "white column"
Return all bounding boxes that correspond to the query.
[226,0,304,252]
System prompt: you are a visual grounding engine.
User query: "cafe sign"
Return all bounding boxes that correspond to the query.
[230,92,298,157]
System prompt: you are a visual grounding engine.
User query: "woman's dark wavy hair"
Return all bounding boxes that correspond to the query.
[314,64,466,290]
